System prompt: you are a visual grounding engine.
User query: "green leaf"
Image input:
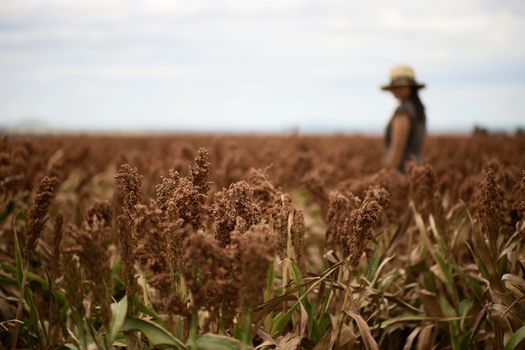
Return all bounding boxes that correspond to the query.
[317,313,331,336]
[464,276,483,301]
[137,303,162,322]
[289,260,304,286]
[1,262,45,286]
[364,247,381,281]
[440,297,459,350]
[440,297,457,318]
[195,333,247,350]
[289,260,312,311]
[263,263,275,332]
[0,262,67,305]
[0,275,17,287]
[497,254,508,275]
[472,249,490,280]
[505,324,525,350]
[458,332,473,350]
[271,309,294,335]
[265,262,275,300]
[379,315,433,329]
[109,296,128,343]
[435,252,455,299]
[23,285,43,344]
[122,316,187,349]
[459,299,473,331]
[310,318,321,343]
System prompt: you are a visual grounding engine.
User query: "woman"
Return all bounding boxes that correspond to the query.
[382,65,426,172]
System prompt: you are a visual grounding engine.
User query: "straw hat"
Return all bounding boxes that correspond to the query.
[381,65,425,90]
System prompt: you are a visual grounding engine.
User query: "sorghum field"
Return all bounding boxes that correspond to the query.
[1,133,525,350]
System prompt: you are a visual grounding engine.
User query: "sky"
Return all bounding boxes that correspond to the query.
[0,0,524,133]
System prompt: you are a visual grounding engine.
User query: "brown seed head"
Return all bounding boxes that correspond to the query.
[156,168,181,211]
[232,224,276,309]
[346,186,389,267]
[61,249,85,322]
[69,201,114,328]
[85,200,112,228]
[115,164,143,217]
[212,181,261,246]
[134,199,169,273]
[247,168,281,217]
[408,163,436,216]
[190,147,211,195]
[326,190,361,251]
[302,170,329,220]
[478,168,503,259]
[116,214,139,304]
[166,177,209,229]
[181,231,236,319]
[23,176,59,260]
[273,194,305,268]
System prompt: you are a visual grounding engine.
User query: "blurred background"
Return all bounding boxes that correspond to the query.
[0,0,524,134]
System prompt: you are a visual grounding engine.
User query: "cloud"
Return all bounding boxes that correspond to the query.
[0,0,524,132]
[31,65,194,81]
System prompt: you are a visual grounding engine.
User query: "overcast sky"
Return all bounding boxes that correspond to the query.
[1,0,524,133]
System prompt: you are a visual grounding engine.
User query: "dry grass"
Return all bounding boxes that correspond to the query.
[0,133,524,349]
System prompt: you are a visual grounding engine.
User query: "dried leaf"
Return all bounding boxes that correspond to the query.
[345,310,378,350]
[502,274,525,298]
[403,327,421,350]
[337,324,356,348]
[415,325,434,350]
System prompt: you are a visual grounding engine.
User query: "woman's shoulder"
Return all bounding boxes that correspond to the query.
[394,100,417,119]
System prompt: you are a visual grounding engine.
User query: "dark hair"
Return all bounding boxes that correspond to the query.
[410,87,426,122]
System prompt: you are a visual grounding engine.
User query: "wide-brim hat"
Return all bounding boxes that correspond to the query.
[381,65,426,90]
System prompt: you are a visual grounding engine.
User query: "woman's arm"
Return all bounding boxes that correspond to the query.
[385,114,410,169]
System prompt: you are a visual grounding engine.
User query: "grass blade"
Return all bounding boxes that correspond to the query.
[122,316,187,349]
[195,333,248,350]
[504,324,525,350]
[109,296,128,343]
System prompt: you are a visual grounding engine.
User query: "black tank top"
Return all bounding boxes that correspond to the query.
[384,100,426,172]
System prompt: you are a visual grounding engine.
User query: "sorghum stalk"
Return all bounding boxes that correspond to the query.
[11,176,59,350]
